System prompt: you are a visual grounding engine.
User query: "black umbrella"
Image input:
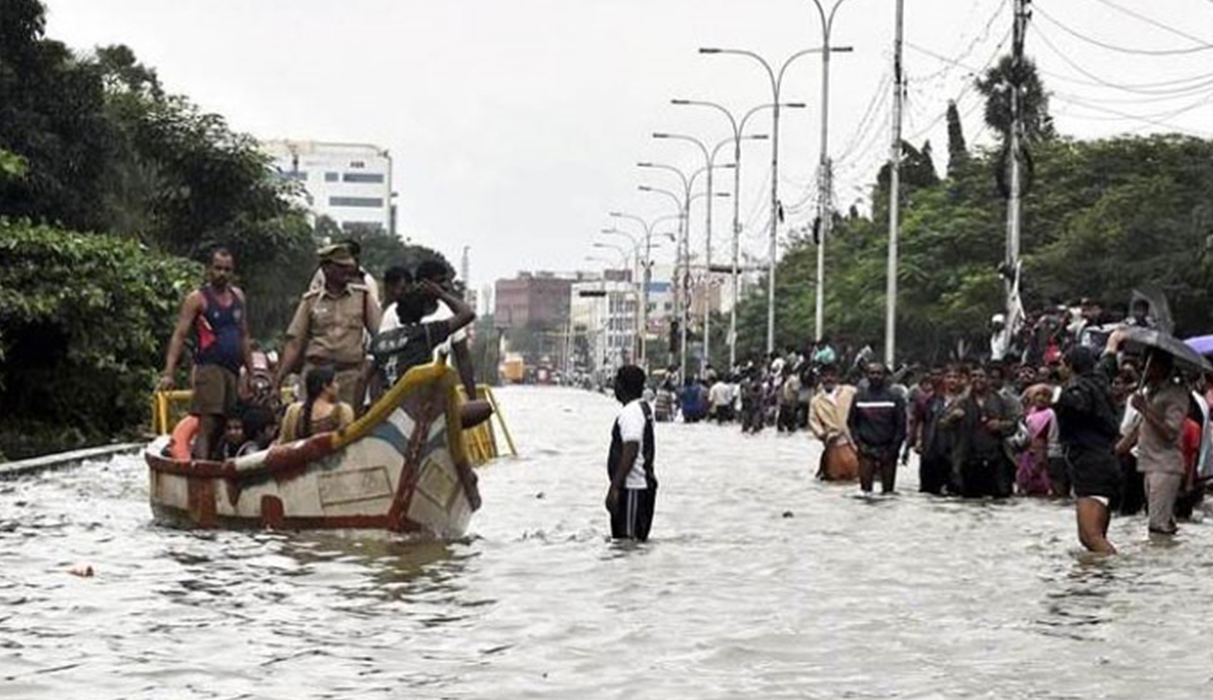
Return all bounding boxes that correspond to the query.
[1120,326,1213,374]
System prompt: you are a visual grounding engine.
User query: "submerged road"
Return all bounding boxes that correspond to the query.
[2,386,1212,698]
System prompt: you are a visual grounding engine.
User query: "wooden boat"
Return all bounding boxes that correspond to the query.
[145,364,480,538]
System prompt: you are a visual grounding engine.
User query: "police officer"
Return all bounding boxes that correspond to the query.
[275,244,382,409]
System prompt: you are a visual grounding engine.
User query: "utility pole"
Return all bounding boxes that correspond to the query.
[885,0,904,366]
[810,0,854,343]
[1006,0,1029,341]
[460,246,471,302]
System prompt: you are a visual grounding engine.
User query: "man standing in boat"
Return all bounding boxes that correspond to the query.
[160,247,253,460]
[606,365,657,542]
[275,244,382,410]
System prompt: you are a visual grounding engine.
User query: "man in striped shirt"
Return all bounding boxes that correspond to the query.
[847,363,908,495]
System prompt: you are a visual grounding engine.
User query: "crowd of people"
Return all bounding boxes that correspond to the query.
[641,298,1213,554]
[159,241,489,463]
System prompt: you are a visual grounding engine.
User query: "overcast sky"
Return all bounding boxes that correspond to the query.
[45,0,1213,292]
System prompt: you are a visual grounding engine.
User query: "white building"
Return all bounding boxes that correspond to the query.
[261,140,394,233]
[569,272,638,377]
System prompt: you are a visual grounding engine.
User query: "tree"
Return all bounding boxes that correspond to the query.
[946,100,969,175]
[729,133,1213,365]
[0,0,112,231]
[975,56,1055,145]
[0,220,199,458]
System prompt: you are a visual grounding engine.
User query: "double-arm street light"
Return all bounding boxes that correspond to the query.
[637,178,728,382]
[808,0,855,345]
[608,211,682,369]
[699,47,819,354]
[673,98,801,367]
[653,131,727,369]
[638,183,691,381]
[600,228,666,366]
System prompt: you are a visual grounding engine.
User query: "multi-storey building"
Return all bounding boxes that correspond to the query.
[261,140,394,233]
[569,270,638,376]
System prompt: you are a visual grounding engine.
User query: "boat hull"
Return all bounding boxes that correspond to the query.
[145,364,479,539]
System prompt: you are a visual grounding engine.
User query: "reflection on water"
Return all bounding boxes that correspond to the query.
[3,386,1213,698]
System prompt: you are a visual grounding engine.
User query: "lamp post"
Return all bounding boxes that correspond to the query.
[653,132,718,368]
[808,0,855,344]
[639,184,690,382]
[699,47,818,353]
[608,211,681,369]
[673,98,796,367]
[602,227,665,367]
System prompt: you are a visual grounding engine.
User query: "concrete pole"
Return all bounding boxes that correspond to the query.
[886,0,904,366]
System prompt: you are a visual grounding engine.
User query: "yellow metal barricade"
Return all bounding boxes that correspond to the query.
[458,384,517,467]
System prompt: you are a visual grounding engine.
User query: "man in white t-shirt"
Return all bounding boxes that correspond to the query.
[606,365,657,542]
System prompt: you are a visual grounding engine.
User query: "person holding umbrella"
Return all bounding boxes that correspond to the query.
[1111,335,1191,536]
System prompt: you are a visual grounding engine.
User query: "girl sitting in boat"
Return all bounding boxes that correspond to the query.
[279,366,354,443]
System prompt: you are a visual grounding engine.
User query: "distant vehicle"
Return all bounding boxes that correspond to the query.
[500,354,525,384]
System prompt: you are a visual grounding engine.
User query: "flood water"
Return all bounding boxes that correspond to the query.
[3,386,1213,699]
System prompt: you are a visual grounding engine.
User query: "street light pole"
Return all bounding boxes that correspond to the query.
[809,0,855,343]
[673,99,789,368]
[638,183,690,382]
[609,212,682,370]
[700,49,814,354]
[653,133,715,370]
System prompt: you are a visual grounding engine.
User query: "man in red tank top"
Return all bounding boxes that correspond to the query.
[160,248,253,460]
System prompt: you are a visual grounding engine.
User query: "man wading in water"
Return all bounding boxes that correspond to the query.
[848,362,907,495]
[606,365,657,542]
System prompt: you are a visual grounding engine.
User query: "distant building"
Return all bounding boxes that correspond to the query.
[261,140,394,233]
[494,272,573,330]
[569,271,638,376]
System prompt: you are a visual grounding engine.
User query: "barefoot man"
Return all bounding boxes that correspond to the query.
[160,248,253,460]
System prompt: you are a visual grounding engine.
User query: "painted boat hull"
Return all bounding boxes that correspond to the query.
[145,364,480,538]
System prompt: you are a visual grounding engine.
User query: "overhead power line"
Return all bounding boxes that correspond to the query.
[1035,4,1213,56]
[1031,24,1213,96]
[1085,0,1213,48]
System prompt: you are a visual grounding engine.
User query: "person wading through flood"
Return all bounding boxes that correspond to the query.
[847,362,907,495]
[605,365,657,542]
[954,366,1017,498]
[1054,344,1123,554]
[1123,346,1187,536]
[809,365,858,481]
[160,248,253,460]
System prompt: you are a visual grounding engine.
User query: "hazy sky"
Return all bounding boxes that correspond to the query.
[44,0,1213,290]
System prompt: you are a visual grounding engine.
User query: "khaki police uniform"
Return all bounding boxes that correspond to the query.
[286,283,382,408]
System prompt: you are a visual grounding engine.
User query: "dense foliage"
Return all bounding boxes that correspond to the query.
[0,1,453,456]
[731,132,1213,365]
[0,221,199,457]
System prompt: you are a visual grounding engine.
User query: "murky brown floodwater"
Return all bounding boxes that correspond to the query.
[3,386,1213,699]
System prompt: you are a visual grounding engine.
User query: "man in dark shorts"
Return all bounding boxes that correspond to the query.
[1055,344,1122,554]
[160,248,253,460]
[847,362,908,495]
[606,365,657,541]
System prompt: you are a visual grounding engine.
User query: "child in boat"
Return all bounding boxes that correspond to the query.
[278,366,355,443]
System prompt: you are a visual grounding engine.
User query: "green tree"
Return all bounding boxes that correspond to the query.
[946,100,969,176]
[0,220,199,457]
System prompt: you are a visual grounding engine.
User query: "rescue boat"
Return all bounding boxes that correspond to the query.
[145,364,480,538]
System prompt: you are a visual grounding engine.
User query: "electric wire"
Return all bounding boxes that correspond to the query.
[1035,4,1213,56]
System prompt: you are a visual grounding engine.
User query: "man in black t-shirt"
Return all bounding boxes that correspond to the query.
[371,279,474,390]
